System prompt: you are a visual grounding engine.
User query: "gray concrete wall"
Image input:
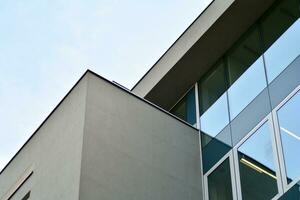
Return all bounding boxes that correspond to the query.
[79,72,202,200]
[0,71,202,200]
[0,76,88,200]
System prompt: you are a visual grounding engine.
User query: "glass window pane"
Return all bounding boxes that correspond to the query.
[228,56,267,119]
[200,93,230,138]
[199,61,230,139]
[208,158,233,200]
[261,0,299,51]
[279,181,300,200]
[227,26,262,85]
[238,122,278,200]
[202,125,232,174]
[277,90,300,184]
[170,87,196,126]
[262,0,300,83]
[199,61,227,114]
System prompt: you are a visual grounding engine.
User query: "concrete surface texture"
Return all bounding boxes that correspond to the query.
[0,71,202,200]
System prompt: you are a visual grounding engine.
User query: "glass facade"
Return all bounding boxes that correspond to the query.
[228,56,267,119]
[262,0,300,83]
[279,181,300,200]
[169,0,300,199]
[199,61,229,138]
[207,158,233,200]
[277,90,300,184]
[237,121,278,200]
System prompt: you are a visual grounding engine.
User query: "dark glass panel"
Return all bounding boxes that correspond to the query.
[170,87,196,126]
[238,122,278,200]
[279,181,300,200]
[262,0,300,83]
[199,61,227,114]
[202,125,232,174]
[261,0,300,52]
[208,158,233,200]
[227,26,262,85]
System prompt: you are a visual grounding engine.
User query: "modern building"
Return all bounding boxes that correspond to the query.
[1,0,300,199]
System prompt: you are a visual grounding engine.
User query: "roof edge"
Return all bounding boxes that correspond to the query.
[130,0,215,91]
[0,69,198,175]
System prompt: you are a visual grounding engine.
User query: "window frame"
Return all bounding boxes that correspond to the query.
[203,150,238,200]
[202,84,300,200]
[272,84,300,193]
[233,114,284,200]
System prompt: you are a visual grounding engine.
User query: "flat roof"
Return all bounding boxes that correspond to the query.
[132,0,275,110]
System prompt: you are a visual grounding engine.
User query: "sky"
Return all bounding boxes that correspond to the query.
[0,0,212,171]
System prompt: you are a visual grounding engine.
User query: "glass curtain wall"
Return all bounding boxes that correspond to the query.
[207,158,234,200]
[262,0,300,83]
[227,26,266,119]
[276,90,300,185]
[199,61,232,173]
[199,61,229,140]
[236,121,279,200]
[199,0,300,175]
[279,181,300,199]
[169,0,300,197]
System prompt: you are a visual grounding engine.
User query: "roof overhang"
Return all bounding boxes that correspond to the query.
[132,0,276,110]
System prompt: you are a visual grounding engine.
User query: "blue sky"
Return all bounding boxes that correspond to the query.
[0,0,211,170]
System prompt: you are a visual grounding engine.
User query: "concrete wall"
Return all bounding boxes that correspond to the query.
[0,71,202,200]
[0,76,88,200]
[79,72,202,200]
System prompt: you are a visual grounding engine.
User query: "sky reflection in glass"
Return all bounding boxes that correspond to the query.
[200,93,229,137]
[277,90,300,183]
[228,56,267,119]
[238,121,278,200]
[238,122,276,171]
[265,19,300,83]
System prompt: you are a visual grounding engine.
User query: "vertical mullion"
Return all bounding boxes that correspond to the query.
[233,146,243,200]
[224,56,239,200]
[195,82,206,200]
[203,174,209,200]
[268,114,285,197]
[229,151,239,200]
[195,83,200,130]
[272,109,289,191]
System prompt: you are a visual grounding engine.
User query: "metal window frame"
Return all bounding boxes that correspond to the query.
[203,150,238,200]
[195,82,207,200]
[271,84,300,195]
[232,114,284,200]
[202,84,300,200]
